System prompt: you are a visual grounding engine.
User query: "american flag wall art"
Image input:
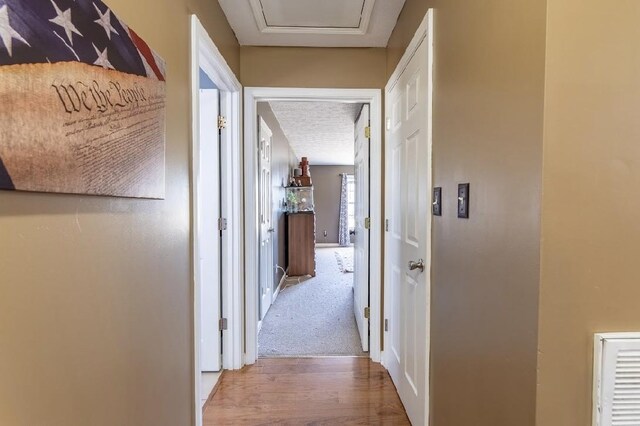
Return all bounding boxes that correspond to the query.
[0,0,167,198]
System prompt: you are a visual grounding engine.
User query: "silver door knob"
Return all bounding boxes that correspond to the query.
[408,259,425,272]
[268,228,275,233]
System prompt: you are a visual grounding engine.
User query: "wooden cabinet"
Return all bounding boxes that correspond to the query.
[287,212,316,277]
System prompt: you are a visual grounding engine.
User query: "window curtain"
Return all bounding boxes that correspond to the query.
[338,173,350,247]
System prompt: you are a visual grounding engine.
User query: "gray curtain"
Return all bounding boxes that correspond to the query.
[338,173,350,247]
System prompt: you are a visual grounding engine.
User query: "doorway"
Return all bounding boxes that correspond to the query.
[244,88,383,364]
[190,15,243,426]
[255,101,368,357]
[197,68,221,401]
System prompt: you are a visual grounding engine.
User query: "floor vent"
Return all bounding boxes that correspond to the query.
[594,333,640,426]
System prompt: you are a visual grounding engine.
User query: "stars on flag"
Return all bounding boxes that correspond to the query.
[92,43,113,69]
[0,0,165,81]
[0,4,30,57]
[93,3,119,40]
[48,0,83,46]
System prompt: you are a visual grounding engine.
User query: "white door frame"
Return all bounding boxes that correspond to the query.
[244,87,383,365]
[382,9,433,425]
[354,104,371,352]
[190,15,244,426]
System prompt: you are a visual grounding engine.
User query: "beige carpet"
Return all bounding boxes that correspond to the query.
[258,248,365,357]
[334,247,354,273]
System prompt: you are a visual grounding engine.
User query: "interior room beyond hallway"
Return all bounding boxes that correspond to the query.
[258,247,363,357]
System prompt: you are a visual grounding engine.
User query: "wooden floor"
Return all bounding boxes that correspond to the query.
[203,357,410,425]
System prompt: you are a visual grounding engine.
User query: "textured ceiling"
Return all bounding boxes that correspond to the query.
[268,101,363,166]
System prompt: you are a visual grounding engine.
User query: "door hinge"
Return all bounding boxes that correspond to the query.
[218,217,227,231]
[219,318,228,331]
[384,319,389,332]
[364,217,371,230]
[364,307,370,319]
[364,126,371,139]
[218,115,227,130]
[385,219,389,232]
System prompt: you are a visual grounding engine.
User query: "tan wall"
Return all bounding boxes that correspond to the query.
[537,1,640,424]
[386,1,430,77]
[312,166,355,244]
[388,1,547,424]
[0,1,239,425]
[241,47,387,88]
[190,0,240,76]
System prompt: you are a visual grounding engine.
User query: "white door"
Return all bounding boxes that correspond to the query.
[198,88,221,372]
[258,117,274,321]
[384,29,432,425]
[353,104,370,352]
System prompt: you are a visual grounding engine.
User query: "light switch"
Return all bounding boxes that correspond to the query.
[457,183,470,218]
[432,187,442,216]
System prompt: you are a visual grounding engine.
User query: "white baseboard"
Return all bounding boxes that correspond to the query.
[316,243,340,248]
[316,243,354,248]
[272,268,289,302]
[200,371,223,408]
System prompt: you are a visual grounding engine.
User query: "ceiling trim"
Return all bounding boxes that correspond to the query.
[248,0,375,36]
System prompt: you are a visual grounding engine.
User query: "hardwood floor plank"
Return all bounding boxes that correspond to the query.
[203,358,410,425]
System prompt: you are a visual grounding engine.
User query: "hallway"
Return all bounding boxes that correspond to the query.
[203,357,410,425]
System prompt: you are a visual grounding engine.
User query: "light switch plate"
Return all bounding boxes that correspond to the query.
[458,183,470,218]
[432,187,442,216]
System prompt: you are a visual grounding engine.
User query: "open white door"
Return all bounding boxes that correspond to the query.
[258,117,274,322]
[384,13,432,426]
[198,88,222,372]
[353,104,370,352]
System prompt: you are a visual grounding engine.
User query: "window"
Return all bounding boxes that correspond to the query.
[347,175,355,231]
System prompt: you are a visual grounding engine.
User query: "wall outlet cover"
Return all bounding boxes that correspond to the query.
[433,187,442,216]
[458,183,470,219]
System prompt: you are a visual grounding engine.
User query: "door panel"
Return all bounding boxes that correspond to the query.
[384,32,431,425]
[199,88,221,372]
[405,131,420,247]
[354,104,370,352]
[404,273,419,394]
[259,117,274,321]
[391,265,402,364]
[391,139,402,239]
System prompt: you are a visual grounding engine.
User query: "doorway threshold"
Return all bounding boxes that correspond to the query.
[259,355,370,359]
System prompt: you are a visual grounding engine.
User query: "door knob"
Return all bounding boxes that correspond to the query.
[268,228,275,233]
[408,259,425,272]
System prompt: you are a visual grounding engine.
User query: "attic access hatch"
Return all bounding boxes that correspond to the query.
[249,0,375,35]
[593,333,640,426]
[218,0,406,47]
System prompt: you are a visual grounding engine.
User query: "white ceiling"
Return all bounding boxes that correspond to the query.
[218,0,406,47]
[268,101,364,166]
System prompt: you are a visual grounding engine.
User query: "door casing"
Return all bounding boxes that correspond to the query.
[243,87,383,365]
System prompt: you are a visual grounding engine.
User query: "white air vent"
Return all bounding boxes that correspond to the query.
[594,333,640,426]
